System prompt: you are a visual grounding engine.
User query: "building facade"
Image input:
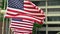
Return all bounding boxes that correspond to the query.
[31,0,60,34]
[0,0,60,34]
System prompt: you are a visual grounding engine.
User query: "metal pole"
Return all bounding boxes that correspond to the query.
[2,15,5,34]
[9,18,13,34]
[1,0,5,34]
[2,0,6,34]
[6,19,9,34]
[8,18,11,34]
[0,8,2,34]
[46,0,48,34]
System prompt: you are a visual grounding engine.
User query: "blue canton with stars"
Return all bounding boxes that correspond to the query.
[12,18,22,21]
[8,0,24,10]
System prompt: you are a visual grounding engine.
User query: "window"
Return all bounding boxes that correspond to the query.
[47,8,60,14]
[48,0,60,6]
[48,31,59,34]
[48,24,60,27]
[32,1,46,6]
[48,16,60,21]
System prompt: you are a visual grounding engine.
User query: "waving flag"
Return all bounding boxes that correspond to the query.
[4,0,45,24]
[5,0,45,34]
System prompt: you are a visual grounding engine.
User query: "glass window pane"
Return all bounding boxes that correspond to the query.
[48,0,60,6]
[48,24,60,27]
[32,1,46,6]
[48,31,59,34]
[43,24,46,27]
[48,8,60,11]
[47,8,60,14]
[47,16,60,21]
[48,0,60,1]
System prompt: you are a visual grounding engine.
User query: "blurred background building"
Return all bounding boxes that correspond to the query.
[0,0,60,34]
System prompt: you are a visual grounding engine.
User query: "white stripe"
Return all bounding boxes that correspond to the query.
[7,11,18,15]
[11,20,20,23]
[24,4,34,7]
[24,1,30,3]
[14,32,21,34]
[11,23,33,27]
[14,32,28,34]
[23,19,34,23]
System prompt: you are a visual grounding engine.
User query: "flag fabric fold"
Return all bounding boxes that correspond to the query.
[4,0,45,34]
[10,18,34,34]
[5,0,45,24]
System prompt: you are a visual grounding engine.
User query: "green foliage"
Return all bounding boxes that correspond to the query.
[32,23,43,34]
[34,23,43,28]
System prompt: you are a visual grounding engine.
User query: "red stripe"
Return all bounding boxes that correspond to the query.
[11,24,33,29]
[24,1,31,5]
[14,31,32,33]
[24,6,35,9]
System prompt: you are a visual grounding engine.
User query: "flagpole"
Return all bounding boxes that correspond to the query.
[2,15,5,34]
[0,8,2,34]
[2,0,6,34]
[9,18,13,34]
[2,0,4,34]
[46,0,48,34]
[6,18,9,34]
[8,18,11,34]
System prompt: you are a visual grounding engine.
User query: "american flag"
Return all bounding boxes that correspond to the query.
[5,0,45,34]
[5,0,45,24]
